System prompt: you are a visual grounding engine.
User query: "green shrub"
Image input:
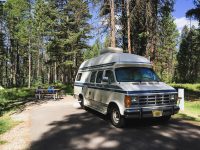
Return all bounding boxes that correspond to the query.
[170,84,200,92]
[0,115,19,135]
[64,84,73,94]
[0,88,35,115]
[170,84,200,101]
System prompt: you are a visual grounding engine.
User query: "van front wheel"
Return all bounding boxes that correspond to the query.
[110,106,125,128]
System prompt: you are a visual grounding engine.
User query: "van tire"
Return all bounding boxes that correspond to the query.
[110,106,125,128]
[78,96,84,109]
[160,115,171,122]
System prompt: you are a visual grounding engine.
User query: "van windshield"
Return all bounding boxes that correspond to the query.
[115,67,160,82]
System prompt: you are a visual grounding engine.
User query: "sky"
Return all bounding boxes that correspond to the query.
[89,0,199,45]
[173,0,199,33]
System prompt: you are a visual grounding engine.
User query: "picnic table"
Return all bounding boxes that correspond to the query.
[35,88,62,100]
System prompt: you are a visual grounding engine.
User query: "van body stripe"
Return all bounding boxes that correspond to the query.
[74,82,177,94]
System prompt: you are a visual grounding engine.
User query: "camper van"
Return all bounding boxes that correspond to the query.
[74,47,179,127]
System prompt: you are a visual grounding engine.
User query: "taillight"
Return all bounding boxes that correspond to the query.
[124,95,132,108]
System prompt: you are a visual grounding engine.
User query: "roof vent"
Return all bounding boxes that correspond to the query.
[100,47,123,54]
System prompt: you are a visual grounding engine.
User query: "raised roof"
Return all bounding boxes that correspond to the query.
[79,52,151,69]
[100,47,123,54]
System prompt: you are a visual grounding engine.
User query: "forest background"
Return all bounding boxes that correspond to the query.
[0,0,200,88]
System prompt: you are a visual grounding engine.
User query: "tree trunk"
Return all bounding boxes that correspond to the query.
[16,42,20,86]
[37,49,40,78]
[28,37,31,88]
[48,66,50,84]
[110,0,116,47]
[121,0,126,52]
[54,61,57,82]
[5,50,8,86]
[127,0,132,53]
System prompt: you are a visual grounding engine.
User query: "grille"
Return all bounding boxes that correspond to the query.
[132,94,176,106]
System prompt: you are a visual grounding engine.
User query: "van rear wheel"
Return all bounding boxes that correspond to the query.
[110,106,125,128]
[78,96,84,108]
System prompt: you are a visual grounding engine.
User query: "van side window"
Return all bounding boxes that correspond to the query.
[90,71,96,83]
[96,71,103,83]
[105,70,115,83]
[76,73,82,81]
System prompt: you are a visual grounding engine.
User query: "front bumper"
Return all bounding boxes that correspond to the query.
[124,105,180,118]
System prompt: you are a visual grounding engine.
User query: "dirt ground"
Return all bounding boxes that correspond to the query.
[0,96,200,150]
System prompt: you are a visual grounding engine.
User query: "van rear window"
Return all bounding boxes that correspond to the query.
[96,71,103,83]
[105,70,115,83]
[90,71,96,83]
[76,73,82,81]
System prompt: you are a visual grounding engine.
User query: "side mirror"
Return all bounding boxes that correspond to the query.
[102,77,109,83]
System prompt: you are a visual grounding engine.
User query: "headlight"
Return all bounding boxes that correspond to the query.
[170,94,178,104]
[170,95,175,100]
[131,96,139,102]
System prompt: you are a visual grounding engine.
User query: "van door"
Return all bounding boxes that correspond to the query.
[101,70,116,113]
[84,71,96,106]
[93,70,104,110]
[102,70,115,103]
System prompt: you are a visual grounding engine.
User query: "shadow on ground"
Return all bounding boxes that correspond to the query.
[30,108,200,150]
[174,113,200,122]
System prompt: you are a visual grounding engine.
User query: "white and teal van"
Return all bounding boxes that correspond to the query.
[74,47,179,127]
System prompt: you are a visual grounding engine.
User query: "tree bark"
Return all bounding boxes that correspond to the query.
[15,41,20,86]
[28,37,31,88]
[127,0,132,53]
[121,0,126,52]
[37,48,40,78]
[54,61,57,82]
[110,0,116,47]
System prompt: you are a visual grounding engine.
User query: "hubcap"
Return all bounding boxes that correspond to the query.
[112,109,120,123]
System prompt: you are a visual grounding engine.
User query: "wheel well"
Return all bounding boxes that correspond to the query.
[78,94,83,100]
[107,102,118,114]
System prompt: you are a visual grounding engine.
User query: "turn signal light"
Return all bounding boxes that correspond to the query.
[124,95,132,108]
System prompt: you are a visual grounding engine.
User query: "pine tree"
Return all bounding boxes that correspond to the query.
[186,0,200,23]
[155,0,179,82]
[4,0,31,86]
[0,0,92,87]
[127,0,132,53]
[84,39,101,60]
[176,26,200,83]
[185,0,200,82]
[0,1,5,86]
[46,0,91,83]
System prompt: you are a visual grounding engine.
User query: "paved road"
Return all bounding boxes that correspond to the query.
[30,96,200,150]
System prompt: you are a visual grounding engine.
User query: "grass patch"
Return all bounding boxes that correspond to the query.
[173,100,200,122]
[0,84,73,115]
[0,114,19,135]
[0,140,7,145]
[0,88,35,115]
[183,101,200,119]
